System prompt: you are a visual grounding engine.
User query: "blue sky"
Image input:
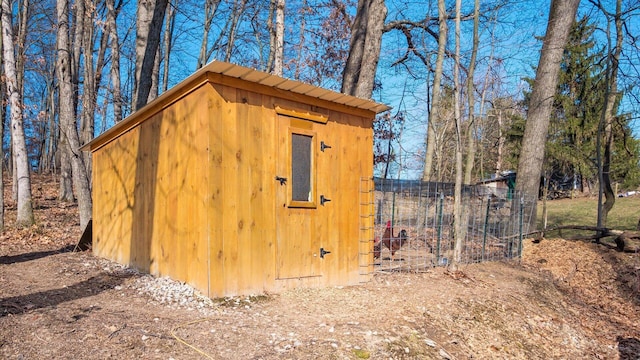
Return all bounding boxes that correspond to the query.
[371,0,640,179]
[91,0,638,180]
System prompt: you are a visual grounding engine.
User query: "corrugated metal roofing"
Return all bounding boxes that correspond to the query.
[82,61,389,151]
[205,61,390,114]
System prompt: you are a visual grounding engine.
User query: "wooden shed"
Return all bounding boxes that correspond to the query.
[82,61,389,298]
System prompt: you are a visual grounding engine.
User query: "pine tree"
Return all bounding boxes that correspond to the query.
[519,17,640,197]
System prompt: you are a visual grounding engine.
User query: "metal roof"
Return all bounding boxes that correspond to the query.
[82,61,389,152]
[204,61,390,114]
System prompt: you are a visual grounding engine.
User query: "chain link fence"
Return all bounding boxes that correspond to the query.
[360,177,536,273]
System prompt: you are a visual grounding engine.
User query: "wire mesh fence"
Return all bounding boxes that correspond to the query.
[360,177,536,273]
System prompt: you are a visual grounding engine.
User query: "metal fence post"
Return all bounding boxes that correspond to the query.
[391,190,396,228]
[482,195,491,261]
[436,192,444,264]
[518,197,524,258]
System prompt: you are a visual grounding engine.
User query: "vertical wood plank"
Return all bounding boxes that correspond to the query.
[191,89,211,292]
[157,108,178,278]
[262,98,279,290]
[221,84,239,296]
[208,83,226,297]
[244,90,269,294]
[235,89,252,293]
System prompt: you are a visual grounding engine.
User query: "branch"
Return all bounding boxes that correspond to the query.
[536,225,640,252]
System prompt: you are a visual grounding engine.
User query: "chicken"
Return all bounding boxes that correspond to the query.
[373,239,382,259]
[374,220,408,260]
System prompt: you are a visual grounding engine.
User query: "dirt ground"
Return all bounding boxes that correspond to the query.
[1,175,640,359]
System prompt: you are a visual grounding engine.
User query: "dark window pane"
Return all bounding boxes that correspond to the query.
[292,134,312,202]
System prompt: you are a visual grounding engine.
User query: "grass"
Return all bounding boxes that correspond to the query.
[537,196,640,238]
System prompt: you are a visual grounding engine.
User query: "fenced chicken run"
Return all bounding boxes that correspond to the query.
[360,177,536,273]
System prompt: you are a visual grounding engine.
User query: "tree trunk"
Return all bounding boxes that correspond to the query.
[39,77,57,174]
[422,0,446,182]
[134,0,169,110]
[2,0,34,227]
[292,0,306,79]
[80,0,96,175]
[57,0,93,229]
[58,138,74,202]
[341,0,387,99]
[11,0,28,202]
[197,0,221,69]
[599,0,622,227]
[106,0,123,122]
[161,0,175,93]
[224,0,247,63]
[463,0,479,185]
[15,0,28,101]
[271,0,285,76]
[72,0,85,112]
[450,0,463,270]
[266,0,276,71]
[197,0,220,69]
[150,39,161,102]
[515,0,580,231]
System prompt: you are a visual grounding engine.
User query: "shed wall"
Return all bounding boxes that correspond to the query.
[93,84,212,293]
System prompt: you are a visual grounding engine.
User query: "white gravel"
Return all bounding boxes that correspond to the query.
[92,256,217,313]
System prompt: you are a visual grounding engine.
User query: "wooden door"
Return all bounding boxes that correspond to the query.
[275,114,325,279]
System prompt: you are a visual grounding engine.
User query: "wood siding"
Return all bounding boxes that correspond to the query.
[91,74,376,298]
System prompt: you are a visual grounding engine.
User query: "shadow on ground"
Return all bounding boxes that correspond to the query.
[0,245,76,265]
[0,272,133,317]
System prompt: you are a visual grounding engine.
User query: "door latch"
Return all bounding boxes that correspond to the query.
[320,247,331,258]
[320,141,332,152]
[320,195,331,205]
[275,176,287,185]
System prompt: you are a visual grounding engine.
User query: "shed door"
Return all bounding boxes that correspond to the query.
[275,115,325,279]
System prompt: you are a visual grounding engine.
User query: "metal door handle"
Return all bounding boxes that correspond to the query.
[320,195,331,205]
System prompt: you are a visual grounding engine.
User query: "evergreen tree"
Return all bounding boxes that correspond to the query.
[546,17,603,194]
[515,17,640,196]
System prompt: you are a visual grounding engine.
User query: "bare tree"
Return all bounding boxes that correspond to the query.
[421,0,446,182]
[10,0,29,201]
[196,0,222,69]
[270,0,285,75]
[106,0,124,122]
[341,0,387,99]
[80,0,98,172]
[57,0,86,202]
[134,0,169,110]
[197,0,215,69]
[463,0,479,185]
[15,0,28,104]
[223,0,248,63]
[161,0,176,92]
[596,0,622,228]
[56,0,92,229]
[515,0,580,230]
[450,0,463,270]
[266,0,276,71]
[2,0,34,227]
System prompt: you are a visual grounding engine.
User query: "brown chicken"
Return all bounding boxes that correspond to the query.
[373,220,408,260]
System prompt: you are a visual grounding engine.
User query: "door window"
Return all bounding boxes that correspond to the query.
[291,133,313,202]
[288,128,316,208]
